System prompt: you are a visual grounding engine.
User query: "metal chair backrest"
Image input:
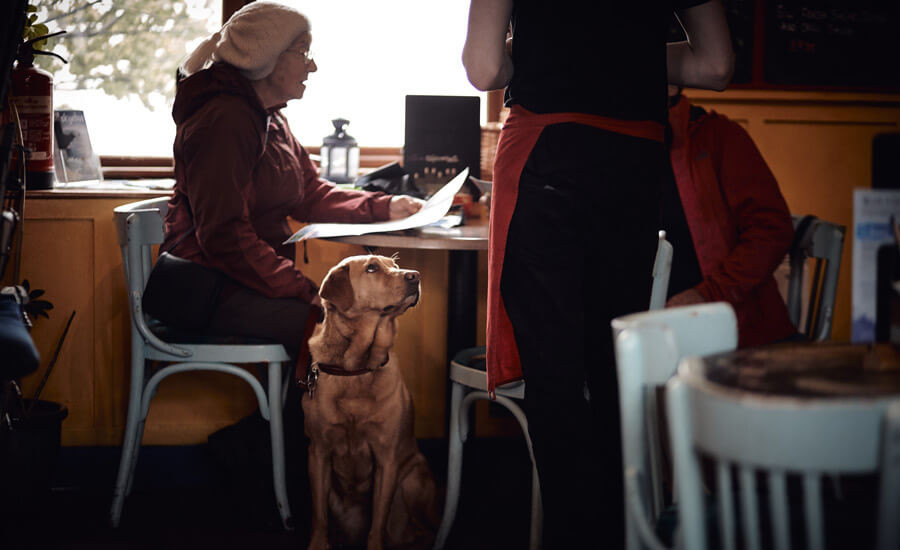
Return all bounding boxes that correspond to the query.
[667,360,900,550]
[612,302,738,550]
[113,196,168,287]
[787,215,846,341]
[112,196,190,358]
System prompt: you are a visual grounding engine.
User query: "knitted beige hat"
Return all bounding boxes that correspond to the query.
[182,1,310,80]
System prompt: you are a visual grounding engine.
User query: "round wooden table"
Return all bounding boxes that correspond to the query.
[701,342,900,398]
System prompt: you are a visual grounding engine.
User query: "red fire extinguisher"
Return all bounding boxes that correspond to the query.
[2,31,67,190]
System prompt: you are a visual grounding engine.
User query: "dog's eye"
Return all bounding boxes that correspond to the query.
[366,264,379,273]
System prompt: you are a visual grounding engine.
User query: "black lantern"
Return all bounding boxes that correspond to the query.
[320,118,359,183]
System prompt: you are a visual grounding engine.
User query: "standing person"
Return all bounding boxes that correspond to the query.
[156,1,423,358]
[463,1,734,546]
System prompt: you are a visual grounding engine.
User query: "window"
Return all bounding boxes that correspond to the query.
[280,0,484,147]
[39,0,221,157]
[37,0,483,159]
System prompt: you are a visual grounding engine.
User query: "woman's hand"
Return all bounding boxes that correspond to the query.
[389,195,425,220]
[665,288,706,308]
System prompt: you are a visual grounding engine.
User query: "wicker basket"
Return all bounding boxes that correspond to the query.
[480,122,503,181]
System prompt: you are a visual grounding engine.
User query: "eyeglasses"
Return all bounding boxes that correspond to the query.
[286,49,315,66]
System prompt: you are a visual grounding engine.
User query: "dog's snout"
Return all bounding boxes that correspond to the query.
[404,270,420,283]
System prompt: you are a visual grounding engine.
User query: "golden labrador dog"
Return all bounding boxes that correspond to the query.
[303,255,439,550]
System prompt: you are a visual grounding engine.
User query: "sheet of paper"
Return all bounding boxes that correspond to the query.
[284,167,469,244]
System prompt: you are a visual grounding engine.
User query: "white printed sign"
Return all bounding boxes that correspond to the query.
[852,188,900,342]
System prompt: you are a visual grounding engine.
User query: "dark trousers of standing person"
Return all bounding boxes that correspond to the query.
[501,123,664,548]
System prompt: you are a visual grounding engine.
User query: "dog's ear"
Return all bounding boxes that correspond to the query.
[320,264,354,311]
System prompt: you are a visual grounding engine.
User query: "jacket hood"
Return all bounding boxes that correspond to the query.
[172,63,266,125]
[668,94,715,146]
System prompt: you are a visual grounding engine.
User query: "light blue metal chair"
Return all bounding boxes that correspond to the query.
[109,196,293,529]
[787,215,846,341]
[434,231,674,550]
[612,302,738,550]
[667,358,900,550]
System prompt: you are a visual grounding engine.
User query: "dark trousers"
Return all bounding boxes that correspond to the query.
[208,278,311,361]
[500,123,664,548]
[205,278,313,527]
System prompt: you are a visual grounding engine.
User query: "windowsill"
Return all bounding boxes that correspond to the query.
[24,180,175,199]
[97,146,404,180]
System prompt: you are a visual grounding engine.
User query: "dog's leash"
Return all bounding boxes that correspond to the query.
[295,305,324,392]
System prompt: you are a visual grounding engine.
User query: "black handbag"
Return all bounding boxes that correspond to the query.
[141,252,226,331]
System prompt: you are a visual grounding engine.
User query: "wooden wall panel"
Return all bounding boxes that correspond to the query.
[16,218,95,444]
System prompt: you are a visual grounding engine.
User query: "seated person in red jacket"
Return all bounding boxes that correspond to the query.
[663,86,797,347]
[156,2,423,357]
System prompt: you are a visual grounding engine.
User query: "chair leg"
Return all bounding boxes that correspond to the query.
[529,460,543,550]
[267,361,293,530]
[124,418,148,497]
[110,357,147,527]
[435,381,467,549]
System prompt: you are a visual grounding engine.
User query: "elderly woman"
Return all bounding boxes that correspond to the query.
[154,1,422,357]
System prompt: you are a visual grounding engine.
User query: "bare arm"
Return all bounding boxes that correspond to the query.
[462,0,513,91]
[668,0,734,91]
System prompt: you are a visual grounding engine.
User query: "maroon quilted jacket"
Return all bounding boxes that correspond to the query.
[163,63,391,302]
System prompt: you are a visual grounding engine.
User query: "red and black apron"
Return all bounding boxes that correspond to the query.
[485,105,665,395]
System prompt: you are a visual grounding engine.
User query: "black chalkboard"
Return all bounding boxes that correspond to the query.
[764,1,900,87]
[404,95,481,195]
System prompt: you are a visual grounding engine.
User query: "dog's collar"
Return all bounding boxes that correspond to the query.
[313,361,377,377]
[304,359,387,399]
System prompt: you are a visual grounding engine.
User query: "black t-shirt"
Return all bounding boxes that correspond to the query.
[505,0,710,125]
